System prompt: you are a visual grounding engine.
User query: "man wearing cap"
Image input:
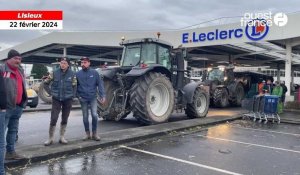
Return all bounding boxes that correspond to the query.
[44,57,77,146]
[76,57,105,141]
[0,49,27,160]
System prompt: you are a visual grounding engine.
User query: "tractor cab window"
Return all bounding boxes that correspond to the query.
[141,43,156,64]
[158,45,171,69]
[122,45,141,66]
[207,69,224,81]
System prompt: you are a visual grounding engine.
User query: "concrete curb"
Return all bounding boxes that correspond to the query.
[284,109,300,113]
[5,114,242,167]
[280,119,300,125]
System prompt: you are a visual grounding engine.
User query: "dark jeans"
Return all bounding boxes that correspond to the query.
[282,95,286,103]
[0,111,5,175]
[5,106,23,153]
[50,98,72,126]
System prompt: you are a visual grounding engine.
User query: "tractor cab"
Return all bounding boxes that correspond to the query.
[205,65,235,84]
[120,38,172,69]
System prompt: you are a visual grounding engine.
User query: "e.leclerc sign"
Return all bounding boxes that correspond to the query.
[182,19,269,44]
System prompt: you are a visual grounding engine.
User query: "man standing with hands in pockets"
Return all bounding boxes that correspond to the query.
[76,57,105,141]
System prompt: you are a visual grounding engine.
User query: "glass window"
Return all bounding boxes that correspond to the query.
[141,43,156,64]
[208,69,224,81]
[158,45,171,69]
[122,45,141,66]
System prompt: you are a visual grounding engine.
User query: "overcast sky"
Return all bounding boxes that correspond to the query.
[0,0,300,50]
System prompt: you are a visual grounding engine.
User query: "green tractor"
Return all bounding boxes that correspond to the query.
[202,65,245,108]
[97,38,210,125]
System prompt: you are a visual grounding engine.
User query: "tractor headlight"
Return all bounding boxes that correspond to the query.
[207,67,212,71]
[224,76,228,81]
[219,67,225,71]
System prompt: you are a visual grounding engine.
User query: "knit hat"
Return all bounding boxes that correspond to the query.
[60,57,71,65]
[7,49,21,59]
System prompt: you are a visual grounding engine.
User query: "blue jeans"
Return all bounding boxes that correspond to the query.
[79,98,98,132]
[5,106,23,153]
[0,111,5,175]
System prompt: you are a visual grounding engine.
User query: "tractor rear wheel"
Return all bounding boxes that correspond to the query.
[129,72,174,125]
[38,82,52,104]
[213,88,229,108]
[230,83,245,106]
[186,87,209,118]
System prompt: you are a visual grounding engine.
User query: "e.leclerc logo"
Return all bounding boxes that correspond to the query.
[245,19,269,41]
[182,19,269,43]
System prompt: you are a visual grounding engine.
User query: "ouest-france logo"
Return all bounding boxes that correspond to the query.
[182,12,288,43]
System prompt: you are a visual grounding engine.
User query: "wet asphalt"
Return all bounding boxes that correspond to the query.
[17,107,243,147]
[8,120,300,175]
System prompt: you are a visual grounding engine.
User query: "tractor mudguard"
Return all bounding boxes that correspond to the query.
[100,68,117,80]
[126,65,171,78]
[182,81,208,104]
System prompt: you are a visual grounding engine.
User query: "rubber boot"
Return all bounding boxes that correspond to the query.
[59,124,68,144]
[44,125,56,146]
[92,131,100,141]
[83,131,91,141]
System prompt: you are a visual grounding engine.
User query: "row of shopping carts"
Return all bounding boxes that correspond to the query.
[242,95,280,124]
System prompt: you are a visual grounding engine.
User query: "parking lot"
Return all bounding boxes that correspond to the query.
[8,120,300,175]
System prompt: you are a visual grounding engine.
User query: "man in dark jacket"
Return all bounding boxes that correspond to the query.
[76,57,105,141]
[0,69,7,174]
[0,49,27,160]
[281,81,288,103]
[44,57,77,146]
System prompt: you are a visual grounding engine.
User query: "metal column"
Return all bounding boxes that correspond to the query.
[285,41,292,96]
[63,47,67,57]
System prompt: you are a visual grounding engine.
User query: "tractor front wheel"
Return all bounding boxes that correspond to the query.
[129,72,174,125]
[186,87,209,118]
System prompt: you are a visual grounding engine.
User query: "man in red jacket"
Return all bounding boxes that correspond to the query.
[0,49,27,160]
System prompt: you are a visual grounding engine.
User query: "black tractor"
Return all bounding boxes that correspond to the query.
[97,38,210,125]
[202,65,245,108]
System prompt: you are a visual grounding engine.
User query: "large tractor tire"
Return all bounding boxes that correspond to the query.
[213,88,229,108]
[229,83,245,106]
[186,87,209,118]
[97,79,129,120]
[38,82,52,104]
[129,72,174,125]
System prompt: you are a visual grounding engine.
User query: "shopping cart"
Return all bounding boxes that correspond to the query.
[241,97,255,119]
[242,95,280,124]
[262,95,280,124]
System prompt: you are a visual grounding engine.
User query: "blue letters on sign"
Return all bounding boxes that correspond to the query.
[181,25,268,43]
[182,33,189,43]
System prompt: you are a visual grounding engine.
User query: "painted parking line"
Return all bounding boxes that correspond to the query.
[198,134,300,154]
[120,145,243,175]
[228,125,300,137]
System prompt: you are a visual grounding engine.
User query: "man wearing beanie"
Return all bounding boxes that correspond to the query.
[0,49,27,160]
[44,57,77,146]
